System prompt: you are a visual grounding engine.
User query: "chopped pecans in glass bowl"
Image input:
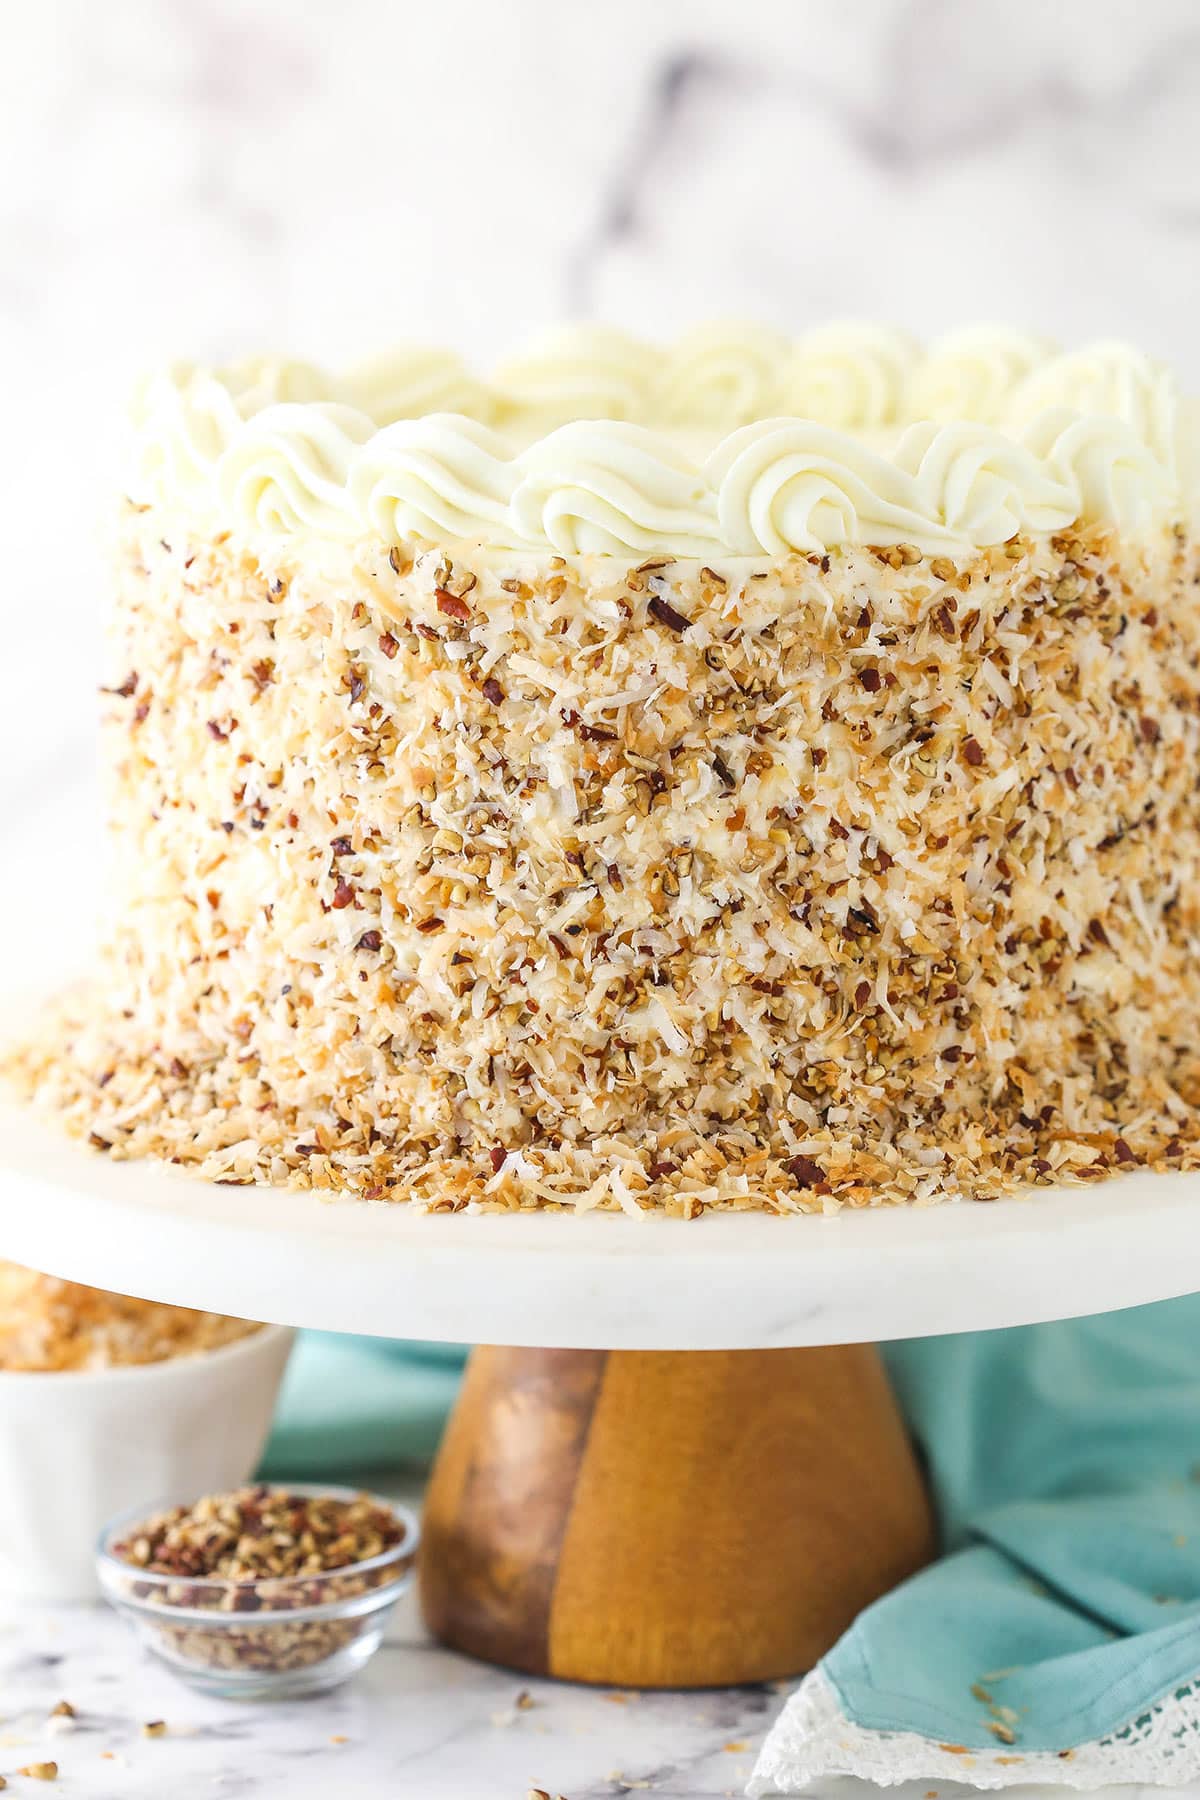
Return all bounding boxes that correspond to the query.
[97,1484,419,1699]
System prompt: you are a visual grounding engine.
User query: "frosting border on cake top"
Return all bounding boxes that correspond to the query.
[128,323,1195,559]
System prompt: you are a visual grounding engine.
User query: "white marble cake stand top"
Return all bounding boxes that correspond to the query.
[1,1092,1198,1348]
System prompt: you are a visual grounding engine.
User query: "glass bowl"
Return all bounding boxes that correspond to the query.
[96,1483,419,1700]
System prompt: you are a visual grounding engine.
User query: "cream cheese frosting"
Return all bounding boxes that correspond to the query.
[128,324,1196,557]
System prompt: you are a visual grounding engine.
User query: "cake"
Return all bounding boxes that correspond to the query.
[7,322,1200,1214]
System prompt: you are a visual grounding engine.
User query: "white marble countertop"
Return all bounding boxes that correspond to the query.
[0,1474,780,1799]
[0,1582,775,1800]
[12,1583,1200,1800]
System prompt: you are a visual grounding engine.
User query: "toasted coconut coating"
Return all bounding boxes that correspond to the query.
[7,508,1200,1212]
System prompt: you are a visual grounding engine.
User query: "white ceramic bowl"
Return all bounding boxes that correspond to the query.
[0,1323,294,1600]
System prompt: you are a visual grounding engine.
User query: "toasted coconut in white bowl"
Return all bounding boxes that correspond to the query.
[0,1265,292,1600]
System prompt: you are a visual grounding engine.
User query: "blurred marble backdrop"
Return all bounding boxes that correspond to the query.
[1,0,1198,927]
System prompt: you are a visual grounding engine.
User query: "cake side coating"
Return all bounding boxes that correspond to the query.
[10,508,1200,1212]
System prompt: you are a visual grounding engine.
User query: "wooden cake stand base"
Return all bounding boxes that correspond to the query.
[419,1343,934,1688]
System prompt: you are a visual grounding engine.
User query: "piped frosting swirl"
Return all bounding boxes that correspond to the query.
[216,404,374,535]
[904,327,1055,424]
[777,324,918,430]
[351,415,517,543]
[708,421,958,555]
[512,422,724,557]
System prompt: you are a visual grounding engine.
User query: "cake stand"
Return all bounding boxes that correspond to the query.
[4,1091,1200,1688]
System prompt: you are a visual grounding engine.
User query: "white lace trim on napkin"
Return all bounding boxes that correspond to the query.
[749,1665,1200,1796]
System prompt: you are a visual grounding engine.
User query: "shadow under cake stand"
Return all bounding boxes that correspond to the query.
[3,1095,1199,1689]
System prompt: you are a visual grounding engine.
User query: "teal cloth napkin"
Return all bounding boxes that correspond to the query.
[834,1293,1200,1753]
[260,1333,465,1479]
[260,1298,1200,1762]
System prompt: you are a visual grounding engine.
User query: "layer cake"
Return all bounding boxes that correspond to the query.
[8,324,1200,1214]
